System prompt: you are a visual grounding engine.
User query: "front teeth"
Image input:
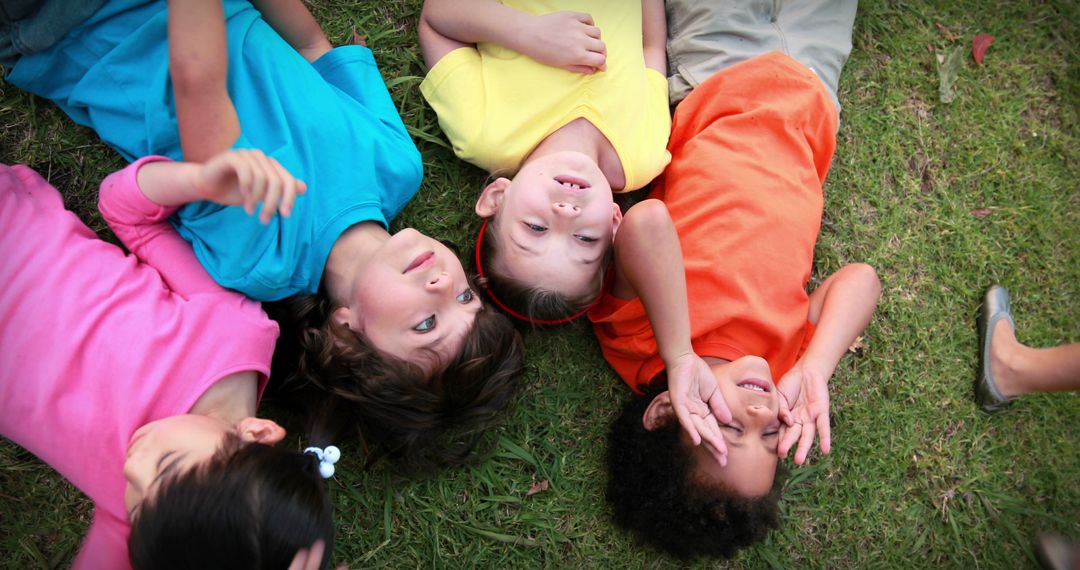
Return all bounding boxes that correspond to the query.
[561,182,581,189]
[740,383,765,392]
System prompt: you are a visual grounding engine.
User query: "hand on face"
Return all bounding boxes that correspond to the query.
[520,11,606,73]
[776,362,832,465]
[666,352,732,466]
[196,149,307,224]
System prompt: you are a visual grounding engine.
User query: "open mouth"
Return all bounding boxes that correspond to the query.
[737,379,772,393]
[554,175,590,192]
[404,251,435,274]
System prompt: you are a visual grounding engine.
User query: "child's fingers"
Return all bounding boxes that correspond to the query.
[795,421,816,465]
[694,415,727,465]
[778,422,800,458]
[242,151,269,216]
[673,403,701,446]
[287,539,325,570]
[706,388,732,425]
[817,412,832,455]
[255,153,283,224]
[564,64,598,74]
[572,11,594,26]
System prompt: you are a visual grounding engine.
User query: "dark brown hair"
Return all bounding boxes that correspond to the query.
[277,290,525,475]
[606,389,783,560]
[476,215,607,324]
[129,435,333,569]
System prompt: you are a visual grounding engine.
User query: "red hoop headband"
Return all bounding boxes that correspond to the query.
[475,220,602,326]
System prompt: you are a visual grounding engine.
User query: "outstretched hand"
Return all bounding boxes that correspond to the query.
[666,352,732,466]
[195,149,307,224]
[519,11,606,73]
[776,362,832,465]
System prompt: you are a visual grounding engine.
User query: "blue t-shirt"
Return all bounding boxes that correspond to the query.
[7,0,423,300]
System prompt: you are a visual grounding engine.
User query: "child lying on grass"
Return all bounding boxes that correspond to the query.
[4,0,525,473]
[418,0,671,324]
[595,0,880,559]
[0,151,334,569]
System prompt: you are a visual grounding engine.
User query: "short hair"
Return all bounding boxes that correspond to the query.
[129,434,333,569]
[278,290,525,475]
[476,214,606,324]
[606,390,783,560]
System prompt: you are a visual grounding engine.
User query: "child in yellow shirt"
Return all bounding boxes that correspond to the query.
[419,0,670,324]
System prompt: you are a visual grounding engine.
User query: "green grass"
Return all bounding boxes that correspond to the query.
[1,0,1078,567]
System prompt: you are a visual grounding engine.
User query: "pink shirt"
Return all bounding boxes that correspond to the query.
[0,158,279,569]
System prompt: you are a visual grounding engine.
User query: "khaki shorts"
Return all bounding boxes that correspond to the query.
[666,0,857,115]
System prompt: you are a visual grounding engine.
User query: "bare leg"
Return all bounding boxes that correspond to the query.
[990,320,1080,397]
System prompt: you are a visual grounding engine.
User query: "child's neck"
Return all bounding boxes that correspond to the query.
[189,371,259,425]
[322,221,389,305]
[531,118,626,190]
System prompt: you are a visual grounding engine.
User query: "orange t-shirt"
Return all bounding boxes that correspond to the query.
[589,52,838,393]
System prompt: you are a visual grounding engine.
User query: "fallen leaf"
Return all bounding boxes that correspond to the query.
[848,335,865,354]
[971,207,991,218]
[526,480,549,497]
[935,23,959,42]
[937,46,965,103]
[972,34,995,65]
[350,26,367,46]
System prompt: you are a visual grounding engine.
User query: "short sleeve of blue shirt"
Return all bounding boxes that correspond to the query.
[7,0,423,301]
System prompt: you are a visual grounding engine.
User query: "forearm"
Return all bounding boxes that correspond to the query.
[168,0,241,161]
[421,0,532,51]
[641,0,666,74]
[251,0,331,62]
[801,264,881,379]
[613,200,693,364]
[134,161,206,207]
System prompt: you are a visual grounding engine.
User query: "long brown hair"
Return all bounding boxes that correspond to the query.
[275,290,525,474]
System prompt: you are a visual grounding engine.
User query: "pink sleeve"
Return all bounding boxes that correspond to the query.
[72,512,132,570]
[98,157,226,298]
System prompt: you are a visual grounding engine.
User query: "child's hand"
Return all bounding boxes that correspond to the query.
[519,11,606,73]
[776,362,832,465]
[195,149,307,224]
[667,352,733,466]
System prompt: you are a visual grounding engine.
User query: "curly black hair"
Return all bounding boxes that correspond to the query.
[606,389,783,560]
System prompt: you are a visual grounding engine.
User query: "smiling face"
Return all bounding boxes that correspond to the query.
[475,151,622,300]
[332,228,482,373]
[646,355,781,498]
[123,415,284,519]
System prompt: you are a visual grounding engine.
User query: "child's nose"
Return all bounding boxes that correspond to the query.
[552,202,581,217]
[426,271,450,290]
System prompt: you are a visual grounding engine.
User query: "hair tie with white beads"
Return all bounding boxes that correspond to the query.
[304,445,341,479]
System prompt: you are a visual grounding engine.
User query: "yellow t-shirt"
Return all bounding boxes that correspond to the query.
[419,0,671,192]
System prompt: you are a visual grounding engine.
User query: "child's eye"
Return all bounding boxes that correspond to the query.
[721,424,744,434]
[413,315,436,332]
[523,222,547,232]
[764,431,779,437]
[457,290,475,303]
[575,235,598,243]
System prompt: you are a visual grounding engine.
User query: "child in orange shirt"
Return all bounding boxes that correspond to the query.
[594,0,880,559]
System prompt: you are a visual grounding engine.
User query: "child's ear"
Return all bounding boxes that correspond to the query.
[475,178,510,217]
[609,202,624,238]
[237,418,286,445]
[642,391,675,431]
[331,306,355,331]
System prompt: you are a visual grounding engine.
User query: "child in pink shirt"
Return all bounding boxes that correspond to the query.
[0,151,334,569]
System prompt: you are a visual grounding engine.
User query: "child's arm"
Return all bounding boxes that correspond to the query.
[167,0,241,162]
[777,263,881,464]
[139,149,306,223]
[613,199,732,464]
[99,151,306,295]
[250,0,332,62]
[641,0,666,74]
[419,0,605,73]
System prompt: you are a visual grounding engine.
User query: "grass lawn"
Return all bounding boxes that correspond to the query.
[1,0,1078,568]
